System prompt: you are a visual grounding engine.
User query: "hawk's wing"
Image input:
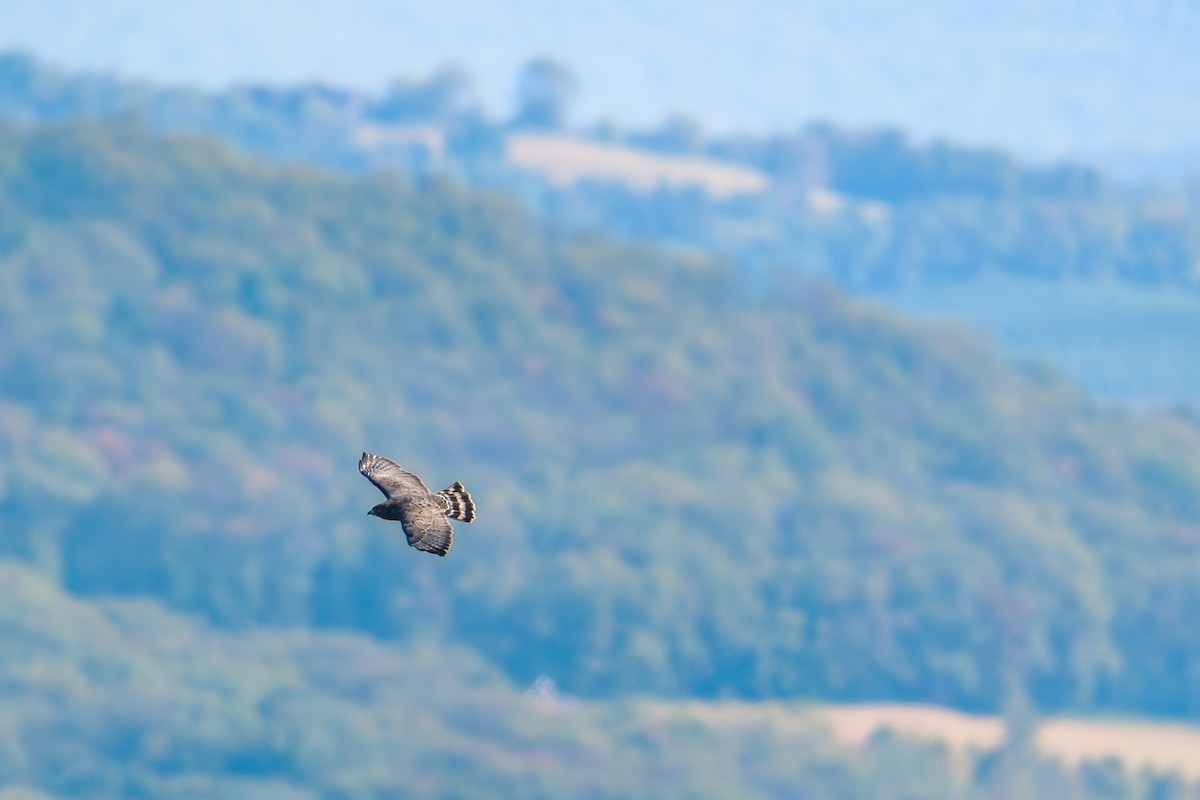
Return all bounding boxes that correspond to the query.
[398,498,454,556]
[359,452,430,499]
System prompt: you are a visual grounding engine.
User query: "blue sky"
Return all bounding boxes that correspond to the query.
[5,0,1199,175]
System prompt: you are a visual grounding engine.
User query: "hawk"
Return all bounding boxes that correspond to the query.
[359,451,475,556]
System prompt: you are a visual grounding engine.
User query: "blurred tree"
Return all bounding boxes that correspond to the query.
[371,64,478,124]
[632,112,706,154]
[511,57,577,130]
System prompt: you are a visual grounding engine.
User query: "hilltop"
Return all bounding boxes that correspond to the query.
[4,51,1200,405]
[5,0,1200,172]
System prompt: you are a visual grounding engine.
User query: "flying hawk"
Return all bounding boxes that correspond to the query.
[359,451,475,556]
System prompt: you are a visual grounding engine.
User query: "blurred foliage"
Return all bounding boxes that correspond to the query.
[5,560,1196,799]
[3,118,1200,729]
[9,51,1200,410]
[5,49,1199,296]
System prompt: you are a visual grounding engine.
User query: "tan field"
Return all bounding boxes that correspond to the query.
[506,133,770,197]
[652,700,1200,781]
[825,703,1200,781]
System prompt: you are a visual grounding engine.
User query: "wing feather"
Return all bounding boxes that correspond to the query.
[399,499,454,556]
[359,452,430,499]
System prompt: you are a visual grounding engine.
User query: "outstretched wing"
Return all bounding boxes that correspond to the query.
[398,499,454,556]
[359,452,430,499]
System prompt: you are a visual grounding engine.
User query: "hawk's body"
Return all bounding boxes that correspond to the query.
[359,452,475,556]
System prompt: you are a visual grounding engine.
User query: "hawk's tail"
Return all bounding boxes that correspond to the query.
[437,481,475,523]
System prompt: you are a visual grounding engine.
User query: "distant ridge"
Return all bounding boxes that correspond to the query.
[4,0,1200,171]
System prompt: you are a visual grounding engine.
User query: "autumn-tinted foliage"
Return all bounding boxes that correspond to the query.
[4,120,1200,727]
[26,559,1151,799]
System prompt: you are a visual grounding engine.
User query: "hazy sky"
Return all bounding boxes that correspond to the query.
[5,0,1199,173]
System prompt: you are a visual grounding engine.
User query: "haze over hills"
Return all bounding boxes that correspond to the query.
[5,0,1200,177]
[9,117,1200,795]
[6,118,1200,714]
[8,49,1199,406]
[6,13,1200,794]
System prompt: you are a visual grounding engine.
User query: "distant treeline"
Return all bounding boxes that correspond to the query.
[3,50,1199,297]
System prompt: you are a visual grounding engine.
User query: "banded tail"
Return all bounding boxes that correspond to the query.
[436,481,475,523]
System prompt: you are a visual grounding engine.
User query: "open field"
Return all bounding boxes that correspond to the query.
[824,704,1200,781]
[506,133,769,197]
[651,701,1200,781]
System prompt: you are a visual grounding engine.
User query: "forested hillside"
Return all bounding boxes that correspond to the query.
[7,560,1156,799]
[5,120,1200,728]
[6,51,1200,403]
[6,47,1198,292]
